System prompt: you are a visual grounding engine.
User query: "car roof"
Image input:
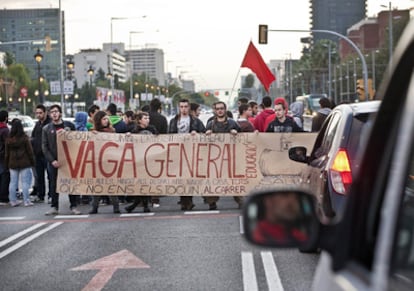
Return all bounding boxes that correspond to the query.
[335,100,381,116]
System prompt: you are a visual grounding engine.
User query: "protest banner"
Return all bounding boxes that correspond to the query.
[57,131,317,196]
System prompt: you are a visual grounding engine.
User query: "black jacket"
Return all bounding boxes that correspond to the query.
[31,115,51,155]
[168,115,206,133]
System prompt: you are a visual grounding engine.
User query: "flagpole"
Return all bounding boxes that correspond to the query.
[229,68,241,106]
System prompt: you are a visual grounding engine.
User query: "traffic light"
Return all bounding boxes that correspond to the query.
[258,24,268,44]
[204,91,210,97]
[45,35,52,52]
[356,78,365,101]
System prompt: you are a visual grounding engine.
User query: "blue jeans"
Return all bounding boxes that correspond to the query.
[9,167,33,203]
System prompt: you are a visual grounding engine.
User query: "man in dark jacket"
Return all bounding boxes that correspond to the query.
[149,98,168,134]
[205,101,243,210]
[42,104,80,215]
[311,97,332,132]
[169,98,206,210]
[31,104,51,203]
[0,110,10,204]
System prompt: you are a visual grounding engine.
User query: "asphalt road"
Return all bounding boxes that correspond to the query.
[0,195,319,291]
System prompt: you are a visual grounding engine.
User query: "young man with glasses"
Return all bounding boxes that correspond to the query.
[205,101,243,210]
[42,104,81,215]
[31,104,51,203]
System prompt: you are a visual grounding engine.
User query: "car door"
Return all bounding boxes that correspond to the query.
[306,111,341,218]
[311,20,414,291]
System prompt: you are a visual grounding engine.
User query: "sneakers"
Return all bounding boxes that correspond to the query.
[10,201,22,207]
[152,203,160,208]
[24,201,34,207]
[33,197,45,203]
[45,207,59,215]
[71,208,81,215]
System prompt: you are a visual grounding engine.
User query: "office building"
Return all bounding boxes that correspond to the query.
[310,0,366,43]
[0,8,64,83]
[127,47,165,86]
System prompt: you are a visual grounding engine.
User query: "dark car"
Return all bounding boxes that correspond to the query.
[243,18,414,291]
[288,101,380,221]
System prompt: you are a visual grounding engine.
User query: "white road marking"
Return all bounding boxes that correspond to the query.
[261,251,284,291]
[54,215,89,219]
[242,251,258,291]
[239,216,244,234]
[120,213,155,217]
[184,210,220,215]
[0,222,47,248]
[0,222,63,259]
[0,217,25,220]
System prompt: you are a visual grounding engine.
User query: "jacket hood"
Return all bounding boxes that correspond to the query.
[74,112,88,131]
[290,101,304,117]
[109,115,122,125]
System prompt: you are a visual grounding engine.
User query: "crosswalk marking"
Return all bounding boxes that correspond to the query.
[242,251,258,291]
[0,222,46,248]
[0,222,63,259]
[261,251,284,291]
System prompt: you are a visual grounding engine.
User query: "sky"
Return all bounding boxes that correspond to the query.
[2,0,414,91]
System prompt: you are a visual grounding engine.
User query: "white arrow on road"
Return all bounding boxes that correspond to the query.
[71,249,150,291]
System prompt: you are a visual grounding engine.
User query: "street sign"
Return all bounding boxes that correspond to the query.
[63,80,74,94]
[50,81,61,95]
[50,80,74,95]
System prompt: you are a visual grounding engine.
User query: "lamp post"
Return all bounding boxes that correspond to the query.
[381,2,393,67]
[66,56,75,116]
[110,16,147,91]
[87,65,94,102]
[34,48,43,104]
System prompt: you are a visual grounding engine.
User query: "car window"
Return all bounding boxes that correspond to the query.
[390,151,414,289]
[312,111,341,159]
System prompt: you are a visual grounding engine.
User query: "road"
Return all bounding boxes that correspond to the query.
[0,195,319,291]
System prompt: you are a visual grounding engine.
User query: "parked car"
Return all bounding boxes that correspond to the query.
[243,19,414,291]
[288,100,380,222]
[8,114,35,137]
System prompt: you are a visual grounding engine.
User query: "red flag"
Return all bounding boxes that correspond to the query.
[241,41,276,92]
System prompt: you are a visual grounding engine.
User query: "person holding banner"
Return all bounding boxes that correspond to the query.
[88,111,121,214]
[42,105,81,215]
[125,112,159,213]
[169,98,206,211]
[205,101,244,210]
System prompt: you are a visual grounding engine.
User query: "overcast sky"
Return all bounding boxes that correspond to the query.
[1,0,413,90]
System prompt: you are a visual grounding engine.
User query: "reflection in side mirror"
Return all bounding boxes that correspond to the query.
[288,146,308,163]
[243,189,319,248]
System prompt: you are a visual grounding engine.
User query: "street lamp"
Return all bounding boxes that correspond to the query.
[87,66,94,102]
[66,56,75,116]
[87,65,94,85]
[34,48,43,104]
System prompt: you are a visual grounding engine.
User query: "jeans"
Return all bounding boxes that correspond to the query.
[9,167,32,203]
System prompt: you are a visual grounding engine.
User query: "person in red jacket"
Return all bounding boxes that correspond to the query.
[263,97,289,132]
[253,96,274,132]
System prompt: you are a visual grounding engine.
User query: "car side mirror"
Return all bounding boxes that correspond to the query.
[243,188,319,248]
[288,146,308,163]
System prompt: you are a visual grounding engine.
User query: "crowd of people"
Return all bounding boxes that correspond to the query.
[0,94,334,214]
